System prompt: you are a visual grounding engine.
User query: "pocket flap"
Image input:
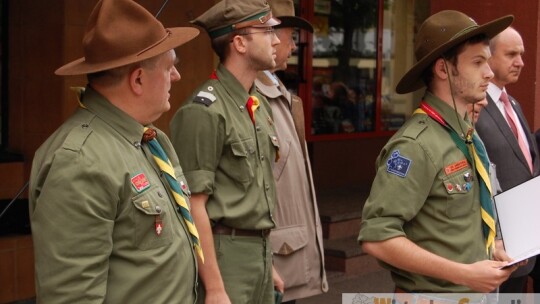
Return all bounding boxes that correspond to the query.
[132,196,163,216]
[270,225,308,256]
[231,141,248,157]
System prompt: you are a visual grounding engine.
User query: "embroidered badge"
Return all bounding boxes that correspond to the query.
[131,172,150,193]
[194,91,217,107]
[444,159,469,175]
[386,150,412,178]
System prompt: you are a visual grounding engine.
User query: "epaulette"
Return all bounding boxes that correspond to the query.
[63,123,94,152]
[193,90,217,107]
[402,116,428,140]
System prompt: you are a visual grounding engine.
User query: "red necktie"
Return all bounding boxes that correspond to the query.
[500,91,533,173]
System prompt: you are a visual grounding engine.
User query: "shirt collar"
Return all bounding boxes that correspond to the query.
[81,86,146,146]
[424,91,472,135]
[216,64,257,107]
[487,82,506,104]
[255,70,282,99]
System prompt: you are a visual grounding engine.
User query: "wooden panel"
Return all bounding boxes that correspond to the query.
[140,0,217,135]
[0,163,24,199]
[16,236,35,300]
[0,237,17,303]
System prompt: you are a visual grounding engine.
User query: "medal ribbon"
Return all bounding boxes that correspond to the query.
[414,102,495,253]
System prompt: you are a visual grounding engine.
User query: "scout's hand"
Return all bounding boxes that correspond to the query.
[273,265,285,293]
[458,260,517,292]
[493,239,528,267]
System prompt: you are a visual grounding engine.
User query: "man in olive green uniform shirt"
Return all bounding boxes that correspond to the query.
[29,0,200,302]
[358,10,517,295]
[170,0,281,303]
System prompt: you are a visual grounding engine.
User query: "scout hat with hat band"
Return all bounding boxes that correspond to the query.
[268,0,313,33]
[191,0,281,39]
[396,10,513,94]
[55,0,199,76]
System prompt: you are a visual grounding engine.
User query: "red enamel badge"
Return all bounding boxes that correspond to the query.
[131,173,150,192]
[155,216,163,236]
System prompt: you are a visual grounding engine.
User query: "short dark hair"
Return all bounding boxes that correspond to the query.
[211,28,252,62]
[421,34,489,86]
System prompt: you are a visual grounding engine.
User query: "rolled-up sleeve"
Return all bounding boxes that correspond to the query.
[170,105,223,195]
[359,137,437,243]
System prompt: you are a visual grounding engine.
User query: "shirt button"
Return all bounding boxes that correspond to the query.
[256,126,261,131]
[155,206,162,213]
[265,184,270,191]
[260,156,265,161]
[157,191,164,198]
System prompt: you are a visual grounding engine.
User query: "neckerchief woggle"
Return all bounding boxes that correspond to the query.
[414,101,495,254]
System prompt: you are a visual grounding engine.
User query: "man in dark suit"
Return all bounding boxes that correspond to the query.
[476,26,540,293]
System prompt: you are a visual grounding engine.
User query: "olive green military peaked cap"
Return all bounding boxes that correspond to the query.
[396,10,513,94]
[192,0,280,39]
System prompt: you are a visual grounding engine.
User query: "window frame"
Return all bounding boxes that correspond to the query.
[298,0,396,142]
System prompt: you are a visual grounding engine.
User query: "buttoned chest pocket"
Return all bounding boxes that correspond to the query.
[442,168,477,218]
[132,187,174,250]
[223,138,256,184]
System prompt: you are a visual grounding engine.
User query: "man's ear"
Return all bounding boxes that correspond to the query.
[231,35,248,54]
[433,58,449,80]
[129,68,144,95]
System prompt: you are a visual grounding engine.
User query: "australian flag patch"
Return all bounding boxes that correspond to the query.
[386,150,412,178]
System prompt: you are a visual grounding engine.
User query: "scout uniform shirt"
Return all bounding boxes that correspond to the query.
[358,92,488,293]
[170,64,278,230]
[29,87,197,303]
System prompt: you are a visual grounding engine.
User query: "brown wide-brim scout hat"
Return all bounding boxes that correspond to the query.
[55,0,199,76]
[269,0,313,33]
[192,0,281,39]
[395,10,513,94]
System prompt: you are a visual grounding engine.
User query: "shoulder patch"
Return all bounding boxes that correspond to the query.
[402,118,428,140]
[193,91,216,107]
[386,150,412,178]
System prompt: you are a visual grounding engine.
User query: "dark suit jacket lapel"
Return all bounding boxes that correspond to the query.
[485,94,530,171]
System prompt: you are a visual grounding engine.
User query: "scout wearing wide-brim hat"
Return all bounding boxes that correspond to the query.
[396,10,513,94]
[268,0,313,33]
[55,0,199,76]
[192,0,281,39]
